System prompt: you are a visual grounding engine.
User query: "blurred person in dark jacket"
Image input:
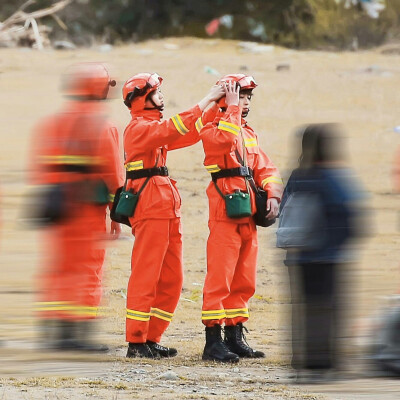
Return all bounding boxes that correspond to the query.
[280,123,364,382]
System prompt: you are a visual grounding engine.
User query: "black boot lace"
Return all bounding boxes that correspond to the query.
[238,324,252,350]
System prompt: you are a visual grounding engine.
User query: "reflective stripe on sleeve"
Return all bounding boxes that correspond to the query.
[244,138,257,147]
[218,121,240,136]
[195,117,204,133]
[171,114,189,135]
[108,193,115,202]
[261,176,284,187]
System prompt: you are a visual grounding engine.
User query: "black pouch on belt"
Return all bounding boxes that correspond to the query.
[110,186,132,227]
[233,148,276,228]
[253,187,276,227]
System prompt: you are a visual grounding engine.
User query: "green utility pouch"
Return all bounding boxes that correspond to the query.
[93,180,110,205]
[224,189,252,218]
[212,132,253,219]
[115,189,139,217]
[112,154,160,220]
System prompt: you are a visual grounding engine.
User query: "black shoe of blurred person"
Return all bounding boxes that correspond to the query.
[294,369,331,384]
[224,323,265,358]
[55,320,109,353]
[202,325,239,363]
[146,341,177,357]
[126,343,159,359]
[57,339,109,352]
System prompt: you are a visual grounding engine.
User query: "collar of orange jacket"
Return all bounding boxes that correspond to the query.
[130,108,162,121]
[215,108,247,127]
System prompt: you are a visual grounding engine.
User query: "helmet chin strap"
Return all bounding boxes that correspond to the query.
[144,93,164,111]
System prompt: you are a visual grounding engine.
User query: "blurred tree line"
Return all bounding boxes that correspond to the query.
[1,0,400,48]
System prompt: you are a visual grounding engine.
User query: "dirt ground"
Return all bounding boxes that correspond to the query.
[0,38,399,399]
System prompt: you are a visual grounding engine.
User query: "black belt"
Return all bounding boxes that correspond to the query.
[50,164,93,174]
[211,166,253,182]
[126,166,169,180]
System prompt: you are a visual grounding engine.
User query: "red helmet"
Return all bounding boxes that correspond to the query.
[216,74,257,108]
[62,63,116,100]
[122,72,163,111]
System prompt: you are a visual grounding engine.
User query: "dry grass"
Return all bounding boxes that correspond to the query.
[0,38,399,399]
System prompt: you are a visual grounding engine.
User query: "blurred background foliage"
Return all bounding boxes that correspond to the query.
[1,0,400,49]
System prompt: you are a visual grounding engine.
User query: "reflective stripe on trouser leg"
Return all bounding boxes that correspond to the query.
[37,205,106,321]
[223,220,257,326]
[126,219,170,343]
[147,218,183,343]
[202,220,242,327]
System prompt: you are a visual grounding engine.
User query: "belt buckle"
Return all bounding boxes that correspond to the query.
[239,166,248,176]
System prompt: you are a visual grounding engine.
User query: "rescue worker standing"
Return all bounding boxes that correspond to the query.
[199,75,283,362]
[121,73,224,358]
[30,63,123,350]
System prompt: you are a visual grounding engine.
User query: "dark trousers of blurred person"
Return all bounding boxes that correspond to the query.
[288,263,339,373]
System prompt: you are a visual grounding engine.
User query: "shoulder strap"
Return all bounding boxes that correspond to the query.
[213,129,250,199]
[236,132,259,195]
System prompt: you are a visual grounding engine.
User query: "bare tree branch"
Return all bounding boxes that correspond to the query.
[1,0,72,30]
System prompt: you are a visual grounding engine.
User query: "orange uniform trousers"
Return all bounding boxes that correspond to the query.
[126,217,183,343]
[202,219,258,327]
[38,204,106,320]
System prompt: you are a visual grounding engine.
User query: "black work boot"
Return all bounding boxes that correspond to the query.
[73,320,109,353]
[202,325,239,363]
[54,320,79,350]
[126,343,159,359]
[146,341,177,358]
[54,321,109,352]
[224,323,265,358]
[37,319,60,350]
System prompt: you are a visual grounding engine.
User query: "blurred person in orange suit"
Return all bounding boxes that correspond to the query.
[30,63,123,351]
[199,74,283,362]
[121,72,224,358]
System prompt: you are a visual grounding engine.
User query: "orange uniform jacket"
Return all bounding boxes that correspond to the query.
[123,106,202,221]
[201,104,283,221]
[31,101,123,197]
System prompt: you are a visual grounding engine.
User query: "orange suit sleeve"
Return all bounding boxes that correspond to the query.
[252,147,284,202]
[200,105,241,156]
[126,105,202,152]
[97,123,124,202]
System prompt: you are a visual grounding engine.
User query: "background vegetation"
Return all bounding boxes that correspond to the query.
[1,0,400,49]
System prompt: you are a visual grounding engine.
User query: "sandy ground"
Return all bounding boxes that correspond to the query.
[0,38,400,399]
